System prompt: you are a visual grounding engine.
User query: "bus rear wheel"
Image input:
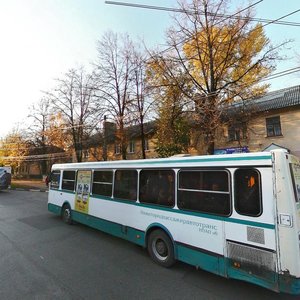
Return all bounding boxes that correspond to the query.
[147,230,175,268]
[62,204,72,225]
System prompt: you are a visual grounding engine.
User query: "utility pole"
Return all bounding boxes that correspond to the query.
[103,115,108,161]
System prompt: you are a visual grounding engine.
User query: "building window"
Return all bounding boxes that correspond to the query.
[228,123,247,141]
[266,116,282,137]
[144,139,149,151]
[83,150,89,159]
[128,140,135,153]
[115,144,121,155]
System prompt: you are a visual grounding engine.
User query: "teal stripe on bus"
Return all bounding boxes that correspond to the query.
[72,210,145,247]
[90,195,275,230]
[49,192,275,230]
[134,155,272,165]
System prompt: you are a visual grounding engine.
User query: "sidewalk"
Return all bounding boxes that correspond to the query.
[11,179,48,192]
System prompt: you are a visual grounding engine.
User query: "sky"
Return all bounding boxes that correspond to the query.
[0,0,299,138]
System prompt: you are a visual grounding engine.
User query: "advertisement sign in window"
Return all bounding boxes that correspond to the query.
[75,170,92,213]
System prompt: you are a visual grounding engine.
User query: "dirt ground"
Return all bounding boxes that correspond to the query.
[11,179,48,191]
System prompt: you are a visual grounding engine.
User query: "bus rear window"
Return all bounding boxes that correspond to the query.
[234,169,262,216]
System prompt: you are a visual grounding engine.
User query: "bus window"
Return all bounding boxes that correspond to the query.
[50,170,61,190]
[62,170,76,191]
[234,169,262,217]
[92,171,113,197]
[178,170,230,216]
[114,170,137,201]
[290,163,300,202]
[139,170,175,207]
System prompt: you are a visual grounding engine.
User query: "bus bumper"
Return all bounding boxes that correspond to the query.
[279,274,300,295]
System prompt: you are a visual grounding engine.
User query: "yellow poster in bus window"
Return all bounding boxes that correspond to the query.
[75,170,92,214]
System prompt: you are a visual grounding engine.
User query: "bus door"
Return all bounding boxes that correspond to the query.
[224,166,278,290]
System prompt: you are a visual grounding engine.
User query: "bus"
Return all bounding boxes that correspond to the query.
[0,166,11,190]
[47,149,300,294]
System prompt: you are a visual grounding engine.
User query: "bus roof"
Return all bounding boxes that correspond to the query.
[51,151,278,170]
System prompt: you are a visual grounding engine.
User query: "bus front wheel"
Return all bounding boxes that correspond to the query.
[147,230,175,268]
[62,204,72,225]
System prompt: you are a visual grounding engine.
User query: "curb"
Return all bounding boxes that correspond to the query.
[11,188,48,193]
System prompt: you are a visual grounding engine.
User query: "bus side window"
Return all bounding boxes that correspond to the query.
[92,170,113,197]
[114,170,137,201]
[50,171,61,190]
[62,171,76,191]
[177,170,230,216]
[139,170,175,207]
[234,169,262,217]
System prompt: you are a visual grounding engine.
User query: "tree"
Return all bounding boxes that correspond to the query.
[130,46,154,159]
[155,92,190,157]
[46,112,72,151]
[0,129,30,174]
[149,0,285,154]
[146,58,190,157]
[27,97,51,175]
[46,67,102,162]
[94,31,135,160]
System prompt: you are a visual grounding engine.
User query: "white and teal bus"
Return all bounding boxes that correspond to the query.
[48,149,300,294]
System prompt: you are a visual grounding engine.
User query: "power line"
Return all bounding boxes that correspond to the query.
[261,67,300,82]
[261,8,300,28]
[105,1,300,27]
[0,152,69,161]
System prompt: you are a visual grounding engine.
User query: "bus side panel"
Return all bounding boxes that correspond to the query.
[87,196,226,275]
[176,243,224,276]
[48,189,75,214]
[72,210,146,247]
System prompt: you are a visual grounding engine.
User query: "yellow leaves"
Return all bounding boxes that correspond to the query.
[181,21,271,95]
[45,113,71,150]
[0,132,30,168]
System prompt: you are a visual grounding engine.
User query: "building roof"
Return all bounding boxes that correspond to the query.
[86,120,157,148]
[254,85,300,112]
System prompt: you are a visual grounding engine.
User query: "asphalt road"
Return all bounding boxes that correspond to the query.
[0,190,297,300]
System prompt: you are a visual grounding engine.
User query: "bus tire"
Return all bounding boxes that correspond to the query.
[147,230,175,268]
[62,204,72,225]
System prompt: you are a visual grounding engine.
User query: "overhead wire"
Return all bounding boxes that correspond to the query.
[120,1,300,87]
[3,2,300,163]
[105,1,300,27]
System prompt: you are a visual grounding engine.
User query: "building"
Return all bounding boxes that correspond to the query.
[83,121,158,162]
[85,85,300,160]
[214,85,300,156]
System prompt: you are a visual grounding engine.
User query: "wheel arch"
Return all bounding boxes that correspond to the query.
[61,201,72,215]
[145,223,176,251]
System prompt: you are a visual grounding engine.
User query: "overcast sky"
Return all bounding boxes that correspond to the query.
[0,0,299,138]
